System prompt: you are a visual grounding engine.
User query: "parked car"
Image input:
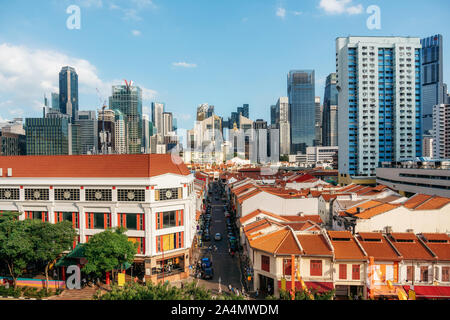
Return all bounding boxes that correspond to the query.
[202,267,214,280]
[214,233,222,241]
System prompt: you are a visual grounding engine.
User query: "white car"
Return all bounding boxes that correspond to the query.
[214,233,222,241]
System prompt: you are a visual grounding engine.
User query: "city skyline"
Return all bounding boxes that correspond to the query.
[1,0,450,130]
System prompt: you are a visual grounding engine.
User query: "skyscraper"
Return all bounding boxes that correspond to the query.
[288,70,315,154]
[25,117,69,155]
[51,93,60,111]
[270,105,278,126]
[433,104,450,159]
[110,82,143,154]
[76,110,98,154]
[98,109,116,154]
[314,96,323,146]
[59,66,78,122]
[421,35,444,136]
[163,112,173,136]
[322,73,338,146]
[276,97,290,156]
[152,102,164,136]
[336,36,422,183]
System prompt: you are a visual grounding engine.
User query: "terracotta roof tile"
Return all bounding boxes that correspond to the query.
[356,233,401,261]
[403,194,433,209]
[421,234,450,261]
[328,231,366,260]
[297,234,333,256]
[0,154,191,178]
[414,196,450,210]
[387,233,435,261]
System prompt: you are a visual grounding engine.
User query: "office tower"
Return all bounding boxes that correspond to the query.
[163,112,173,136]
[110,83,143,154]
[433,104,450,159]
[238,104,249,118]
[314,96,323,146]
[70,123,81,155]
[76,110,98,154]
[152,102,164,136]
[142,114,151,153]
[322,73,338,146]
[51,93,60,111]
[421,35,444,136]
[270,105,278,126]
[59,66,79,122]
[288,70,315,154]
[336,36,422,182]
[98,109,116,154]
[114,109,127,154]
[25,118,69,155]
[196,103,214,121]
[276,97,290,155]
[253,120,268,164]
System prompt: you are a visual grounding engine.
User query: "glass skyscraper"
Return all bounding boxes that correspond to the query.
[110,84,143,154]
[59,66,78,122]
[25,118,69,155]
[287,70,315,154]
[421,35,444,136]
[322,73,338,146]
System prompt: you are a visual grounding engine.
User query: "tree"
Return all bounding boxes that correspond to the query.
[279,155,289,162]
[0,213,35,288]
[83,228,137,282]
[31,221,77,293]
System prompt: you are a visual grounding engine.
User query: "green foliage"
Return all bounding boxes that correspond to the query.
[83,228,137,278]
[279,155,290,162]
[276,289,335,300]
[0,285,21,298]
[96,281,246,301]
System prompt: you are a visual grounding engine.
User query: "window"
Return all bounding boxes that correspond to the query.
[156,232,184,252]
[339,264,347,280]
[118,213,144,231]
[261,255,270,273]
[442,267,450,282]
[156,210,184,230]
[352,265,360,280]
[85,212,111,229]
[283,259,292,276]
[25,189,49,201]
[117,189,145,202]
[24,211,48,222]
[0,188,20,200]
[128,237,145,254]
[55,212,79,229]
[310,260,322,276]
[54,189,80,201]
[85,189,112,202]
[156,188,181,201]
[420,266,429,282]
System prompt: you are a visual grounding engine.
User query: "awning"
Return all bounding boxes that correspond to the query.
[403,285,450,299]
[305,281,334,294]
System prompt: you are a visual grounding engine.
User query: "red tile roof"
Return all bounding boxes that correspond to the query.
[387,233,435,261]
[356,233,401,261]
[297,234,333,256]
[421,234,450,261]
[328,231,367,260]
[0,154,191,178]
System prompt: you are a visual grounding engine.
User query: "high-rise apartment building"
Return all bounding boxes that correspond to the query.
[433,104,450,159]
[288,70,315,154]
[322,73,338,147]
[336,36,422,184]
[76,111,98,155]
[110,83,143,154]
[276,97,290,156]
[163,112,173,137]
[59,66,78,122]
[421,35,444,136]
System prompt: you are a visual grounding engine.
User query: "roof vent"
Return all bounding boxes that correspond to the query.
[298,212,304,217]
[384,226,393,234]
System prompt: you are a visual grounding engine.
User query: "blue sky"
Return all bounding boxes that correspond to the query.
[0,0,450,129]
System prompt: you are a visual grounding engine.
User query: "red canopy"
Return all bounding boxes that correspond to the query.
[403,285,450,299]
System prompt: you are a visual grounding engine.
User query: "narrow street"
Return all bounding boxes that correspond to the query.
[194,182,244,296]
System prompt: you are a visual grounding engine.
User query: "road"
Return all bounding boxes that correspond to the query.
[195,182,244,295]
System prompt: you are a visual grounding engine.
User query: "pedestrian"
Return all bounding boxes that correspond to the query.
[228,284,232,292]
[236,289,239,296]
[256,288,259,297]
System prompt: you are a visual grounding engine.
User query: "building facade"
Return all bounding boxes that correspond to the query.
[337,37,422,184]
[59,66,78,122]
[25,118,69,155]
[322,73,338,147]
[288,70,315,154]
[0,154,196,283]
[76,111,98,155]
[433,104,450,159]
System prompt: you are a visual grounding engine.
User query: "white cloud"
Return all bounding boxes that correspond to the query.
[0,43,157,118]
[131,29,141,36]
[172,62,197,68]
[319,0,364,15]
[276,7,286,19]
[292,11,303,16]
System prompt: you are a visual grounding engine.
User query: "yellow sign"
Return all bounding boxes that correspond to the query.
[281,278,286,291]
[118,273,125,287]
[408,290,416,300]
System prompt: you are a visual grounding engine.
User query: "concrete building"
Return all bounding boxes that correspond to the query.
[76,111,98,155]
[314,96,323,147]
[276,97,290,156]
[433,104,450,159]
[152,102,165,137]
[377,160,450,197]
[98,109,116,155]
[336,37,422,185]
[0,154,196,283]
[322,73,338,147]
